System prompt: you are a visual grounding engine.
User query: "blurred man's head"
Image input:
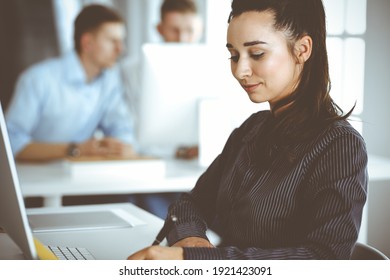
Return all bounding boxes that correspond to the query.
[74,4,125,69]
[157,0,203,43]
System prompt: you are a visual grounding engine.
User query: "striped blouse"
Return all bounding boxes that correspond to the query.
[166,110,368,259]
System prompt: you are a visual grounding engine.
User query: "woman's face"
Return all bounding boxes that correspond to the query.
[227,11,302,109]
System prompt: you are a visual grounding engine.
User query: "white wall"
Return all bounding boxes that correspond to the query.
[362,0,390,158]
[365,180,390,257]
[361,0,390,257]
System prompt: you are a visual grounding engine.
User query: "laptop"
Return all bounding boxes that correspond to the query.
[0,104,163,260]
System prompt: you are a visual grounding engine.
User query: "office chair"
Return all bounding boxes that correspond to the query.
[350,242,389,260]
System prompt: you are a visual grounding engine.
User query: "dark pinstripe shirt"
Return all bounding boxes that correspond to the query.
[166,110,368,259]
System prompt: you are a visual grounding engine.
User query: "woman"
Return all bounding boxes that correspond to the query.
[128,0,368,260]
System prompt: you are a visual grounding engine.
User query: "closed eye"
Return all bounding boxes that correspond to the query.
[229,55,239,63]
[251,53,264,60]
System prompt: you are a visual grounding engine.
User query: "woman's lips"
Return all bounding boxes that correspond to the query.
[242,83,261,93]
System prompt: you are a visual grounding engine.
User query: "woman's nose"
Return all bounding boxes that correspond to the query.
[233,58,252,80]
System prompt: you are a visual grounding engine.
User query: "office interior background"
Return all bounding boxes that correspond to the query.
[0,0,389,256]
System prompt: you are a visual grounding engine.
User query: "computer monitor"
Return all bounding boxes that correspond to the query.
[0,103,38,259]
[137,43,253,158]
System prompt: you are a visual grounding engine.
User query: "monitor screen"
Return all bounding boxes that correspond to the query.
[136,43,260,159]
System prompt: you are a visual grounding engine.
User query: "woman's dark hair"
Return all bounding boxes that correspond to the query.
[229,0,353,158]
[74,4,124,54]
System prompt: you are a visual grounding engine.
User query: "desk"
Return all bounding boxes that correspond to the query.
[18,155,390,208]
[0,203,163,260]
[17,159,206,207]
[0,203,220,260]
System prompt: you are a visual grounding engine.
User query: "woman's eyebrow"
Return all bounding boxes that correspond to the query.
[243,40,267,47]
[226,40,268,49]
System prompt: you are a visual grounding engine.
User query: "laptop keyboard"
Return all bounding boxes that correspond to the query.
[47,245,95,260]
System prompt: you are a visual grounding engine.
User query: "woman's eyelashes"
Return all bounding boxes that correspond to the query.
[251,52,265,60]
[229,54,239,63]
[228,52,265,63]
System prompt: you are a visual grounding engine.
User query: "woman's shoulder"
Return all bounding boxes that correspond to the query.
[313,119,366,151]
[324,119,364,140]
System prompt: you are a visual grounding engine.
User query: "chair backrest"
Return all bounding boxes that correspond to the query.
[350,242,389,260]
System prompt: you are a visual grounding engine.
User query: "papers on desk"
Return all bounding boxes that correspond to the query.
[62,156,166,182]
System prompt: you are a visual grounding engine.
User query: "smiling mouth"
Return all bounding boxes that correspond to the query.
[242,83,261,93]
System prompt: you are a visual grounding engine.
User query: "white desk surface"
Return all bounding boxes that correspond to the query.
[16,154,390,208]
[0,203,220,260]
[0,203,163,260]
[17,158,206,207]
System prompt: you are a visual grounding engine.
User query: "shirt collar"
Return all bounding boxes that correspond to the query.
[64,50,107,84]
[243,110,273,143]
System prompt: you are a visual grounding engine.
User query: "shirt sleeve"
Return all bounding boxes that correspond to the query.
[99,67,136,146]
[300,130,368,259]
[5,68,45,155]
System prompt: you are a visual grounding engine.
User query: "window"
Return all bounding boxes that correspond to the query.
[324,0,367,133]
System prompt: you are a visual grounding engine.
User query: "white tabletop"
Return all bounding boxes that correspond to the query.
[0,203,163,260]
[17,158,206,207]
[16,154,390,208]
[0,202,220,260]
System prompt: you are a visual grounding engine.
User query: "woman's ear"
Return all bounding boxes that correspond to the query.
[295,35,312,64]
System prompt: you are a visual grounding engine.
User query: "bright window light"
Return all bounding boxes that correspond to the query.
[343,38,365,114]
[323,0,346,35]
[345,0,367,35]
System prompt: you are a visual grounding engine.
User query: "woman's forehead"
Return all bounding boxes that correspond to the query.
[226,11,281,46]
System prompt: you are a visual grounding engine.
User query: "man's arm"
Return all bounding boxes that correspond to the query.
[16,142,70,162]
[16,137,136,162]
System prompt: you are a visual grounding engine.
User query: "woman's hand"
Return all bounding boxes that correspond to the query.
[127,246,184,260]
[127,238,213,260]
[172,237,214,248]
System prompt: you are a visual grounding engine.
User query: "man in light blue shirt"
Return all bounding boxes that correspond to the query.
[6,4,136,161]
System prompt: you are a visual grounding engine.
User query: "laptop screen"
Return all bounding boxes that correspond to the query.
[0,103,38,259]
